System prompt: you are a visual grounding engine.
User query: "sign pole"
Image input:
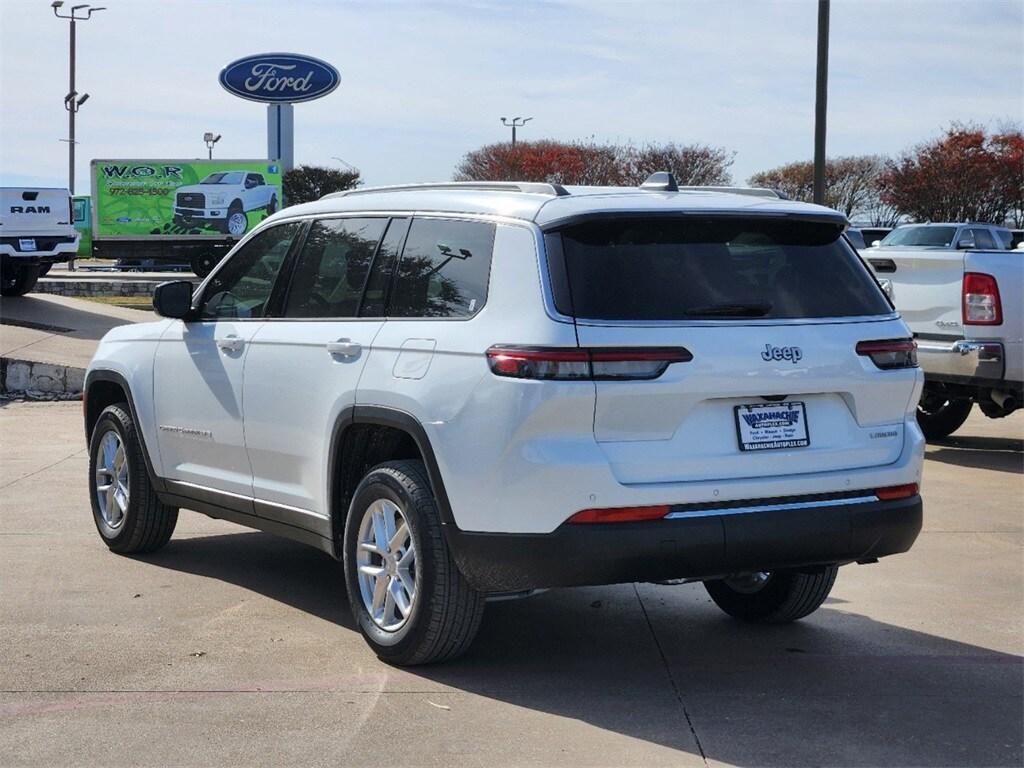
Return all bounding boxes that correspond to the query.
[267,103,294,172]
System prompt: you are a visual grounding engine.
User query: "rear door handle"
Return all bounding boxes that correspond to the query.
[217,334,244,352]
[327,338,361,357]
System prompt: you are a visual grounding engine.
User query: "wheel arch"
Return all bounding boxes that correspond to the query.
[84,369,164,491]
[328,406,457,558]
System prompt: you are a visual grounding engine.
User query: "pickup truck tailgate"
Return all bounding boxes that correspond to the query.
[869,248,964,339]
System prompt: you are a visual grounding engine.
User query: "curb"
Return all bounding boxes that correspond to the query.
[0,357,84,398]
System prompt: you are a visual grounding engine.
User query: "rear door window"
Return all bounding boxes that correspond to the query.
[282,217,387,318]
[970,228,996,250]
[388,218,496,318]
[548,216,892,321]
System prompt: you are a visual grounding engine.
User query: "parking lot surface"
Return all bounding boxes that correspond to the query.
[1,401,1021,767]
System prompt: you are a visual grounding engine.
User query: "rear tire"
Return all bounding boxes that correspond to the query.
[704,566,839,623]
[917,396,972,440]
[1,263,39,296]
[190,252,217,278]
[88,403,178,554]
[343,460,485,665]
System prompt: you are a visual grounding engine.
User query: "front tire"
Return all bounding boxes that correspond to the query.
[88,403,178,554]
[917,396,973,440]
[223,204,248,237]
[343,460,484,665]
[190,252,217,278]
[704,566,839,623]
[1,263,39,296]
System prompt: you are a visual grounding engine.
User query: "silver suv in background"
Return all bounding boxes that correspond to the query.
[84,175,925,665]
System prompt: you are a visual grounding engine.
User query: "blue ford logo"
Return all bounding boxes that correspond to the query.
[219,53,340,104]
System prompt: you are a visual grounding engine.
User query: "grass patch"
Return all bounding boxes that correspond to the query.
[78,296,154,309]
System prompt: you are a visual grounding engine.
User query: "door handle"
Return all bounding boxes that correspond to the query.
[326,338,361,357]
[217,334,244,352]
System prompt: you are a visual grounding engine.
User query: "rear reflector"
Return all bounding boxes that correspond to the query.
[486,346,692,381]
[875,483,919,501]
[566,505,670,524]
[963,272,1002,325]
[856,338,918,370]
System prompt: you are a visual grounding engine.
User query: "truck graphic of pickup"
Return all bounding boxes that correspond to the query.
[172,171,278,236]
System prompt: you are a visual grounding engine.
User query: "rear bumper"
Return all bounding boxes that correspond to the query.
[447,494,922,592]
[917,339,1004,384]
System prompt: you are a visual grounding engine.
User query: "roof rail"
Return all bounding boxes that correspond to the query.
[322,180,570,200]
[638,172,786,199]
[678,185,787,200]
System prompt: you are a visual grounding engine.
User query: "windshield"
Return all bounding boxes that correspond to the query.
[200,172,244,185]
[880,226,957,247]
[548,216,892,321]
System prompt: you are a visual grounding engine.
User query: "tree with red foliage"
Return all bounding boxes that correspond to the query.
[749,155,892,222]
[453,140,733,187]
[879,124,1023,226]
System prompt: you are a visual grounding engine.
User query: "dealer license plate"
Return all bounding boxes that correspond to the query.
[19,238,36,252]
[734,401,810,452]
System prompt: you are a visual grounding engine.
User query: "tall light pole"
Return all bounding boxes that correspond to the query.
[52,1,105,195]
[204,132,222,159]
[813,0,830,205]
[500,116,533,147]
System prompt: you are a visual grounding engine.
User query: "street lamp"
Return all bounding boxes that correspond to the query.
[500,116,533,147]
[52,1,105,196]
[204,132,222,159]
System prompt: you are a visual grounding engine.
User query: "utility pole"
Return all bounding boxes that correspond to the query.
[813,0,830,205]
[52,2,104,196]
[500,116,533,147]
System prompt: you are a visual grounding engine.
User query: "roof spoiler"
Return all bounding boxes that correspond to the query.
[322,181,570,200]
[639,172,788,199]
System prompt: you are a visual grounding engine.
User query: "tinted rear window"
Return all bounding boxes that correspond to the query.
[548,216,891,321]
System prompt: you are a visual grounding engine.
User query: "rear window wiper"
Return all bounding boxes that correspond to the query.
[684,303,773,318]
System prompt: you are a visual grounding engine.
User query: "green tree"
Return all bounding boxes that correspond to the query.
[282,165,361,206]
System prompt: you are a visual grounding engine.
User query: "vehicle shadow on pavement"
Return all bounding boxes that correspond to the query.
[146,531,1023,768]
[147,532,357,630]
[2,295,145,342]
[927,434,1024,474]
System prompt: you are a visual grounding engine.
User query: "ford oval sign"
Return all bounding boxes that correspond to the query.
[219,53,340,104]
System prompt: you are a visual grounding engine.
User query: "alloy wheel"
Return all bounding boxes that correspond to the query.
[95,430,129,529]
[356,498,417,631]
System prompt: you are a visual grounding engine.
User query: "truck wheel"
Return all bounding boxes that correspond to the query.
[38,263,52,276]
[0,263,40,296]
[190,252,218,278]
[89,403,178,554]
[917,396,973,440]
[704,566,839,623]
[343,460,485,666]
[267,195,277,215]
[223,203,248,237]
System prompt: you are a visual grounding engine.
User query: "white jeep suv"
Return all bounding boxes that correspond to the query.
[84,175,926,665]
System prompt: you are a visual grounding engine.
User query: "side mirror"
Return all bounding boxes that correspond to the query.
[153,280,194,319]
[871,240,882,248]
[956,238,975,250]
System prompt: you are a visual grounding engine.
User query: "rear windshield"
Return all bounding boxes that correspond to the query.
[547,216,892,321]
[880,226,956,247]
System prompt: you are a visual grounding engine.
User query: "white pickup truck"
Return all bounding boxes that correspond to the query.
[0,187,80,296]
[172,170,278,237]
[866,222,1023,438]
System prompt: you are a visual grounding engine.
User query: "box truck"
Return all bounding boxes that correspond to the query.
[89,159,283,276]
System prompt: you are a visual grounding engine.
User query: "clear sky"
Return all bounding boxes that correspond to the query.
[1,0,1021,194]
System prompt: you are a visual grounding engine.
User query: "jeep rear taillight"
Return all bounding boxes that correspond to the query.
[963,272,1002,325]
[485,346,692,381]
[855,339,918,370]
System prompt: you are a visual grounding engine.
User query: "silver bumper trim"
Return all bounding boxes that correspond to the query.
[665,494,880,519]
[916,339,1004,380]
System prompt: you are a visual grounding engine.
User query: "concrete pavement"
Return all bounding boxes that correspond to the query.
[0,402,1021,767]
